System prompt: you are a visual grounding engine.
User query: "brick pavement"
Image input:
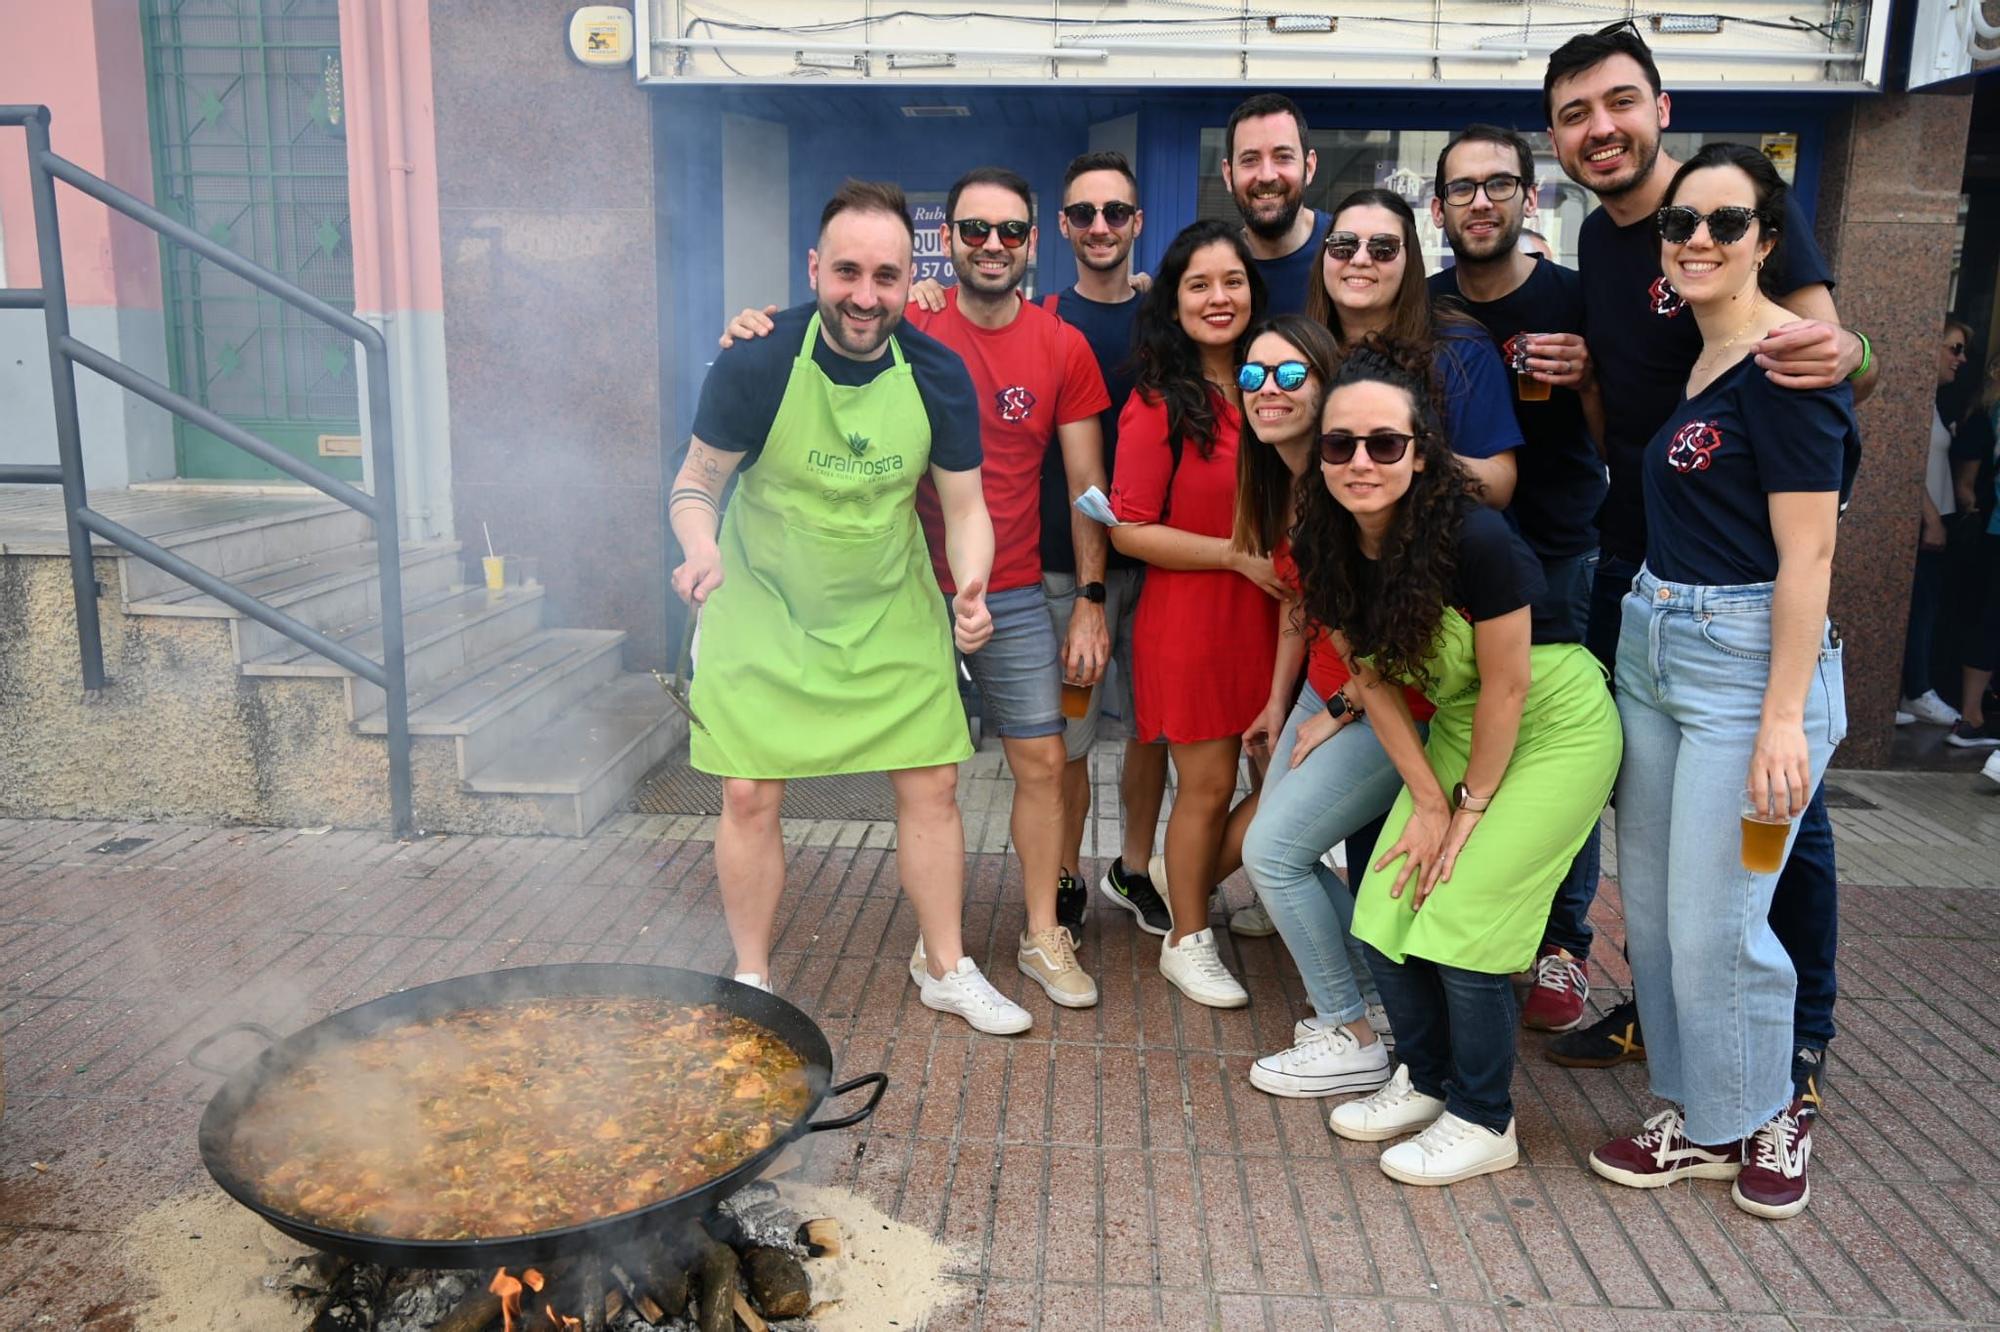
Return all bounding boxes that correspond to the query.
[1,759,1996,1330]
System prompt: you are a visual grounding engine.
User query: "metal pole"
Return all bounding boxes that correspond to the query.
[365,341,413,837]
[27,109,105,693]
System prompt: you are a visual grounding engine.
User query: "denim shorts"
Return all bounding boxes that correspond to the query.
[949,582,1065,741]
[1042,566,1144,759]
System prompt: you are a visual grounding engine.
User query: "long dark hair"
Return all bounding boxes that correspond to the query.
[1132,219,1268,462]
[1303,189,1436,347]
[1291,342,1482,692]
[1660,142,1788,299]
[1233,314,1343,555]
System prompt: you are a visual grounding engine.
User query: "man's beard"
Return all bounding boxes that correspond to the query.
[1581,133,1662,200]
[1073,235,1132,274]
[951,249,1025,296]
[1449,211,1525,264]
[820,296,901,357]
[1235,184,1303,241]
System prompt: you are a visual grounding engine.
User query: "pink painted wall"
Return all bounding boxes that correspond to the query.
[338,0,445,315]
[0,0,162,308]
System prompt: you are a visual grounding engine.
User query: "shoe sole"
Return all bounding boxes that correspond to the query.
[1017,957,1100,1009]
[920,988,1033,1035]
[1230,920,1278,938]
[1097,875,1169,937]
[1163,973,1249,1008]
[1329,1108,1445,1142]
[1588,1153,1741,1188]
[1379,1141,1520,1186]
[1944,736,2000,748]
[1731,1180,1810,1219]
[1523,1007,1590,1033]
[1545,1047,1647,1068]
[1250,1064,1393,1098]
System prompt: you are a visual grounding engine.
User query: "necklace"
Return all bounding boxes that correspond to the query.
[1695,299,1767,370]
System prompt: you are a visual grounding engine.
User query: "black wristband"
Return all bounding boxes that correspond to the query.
[1077,581,1107,604]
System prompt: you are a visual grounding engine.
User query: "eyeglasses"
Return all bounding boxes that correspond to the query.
[1655,205,1770,246]
[1061,201,1136,228]
[1319,431,1423,465]
[1324,232,1404,263]
[1237,360,1310,393]
[651,608,708,735]
[953,218,1032,249]
[1440,174,1525,206]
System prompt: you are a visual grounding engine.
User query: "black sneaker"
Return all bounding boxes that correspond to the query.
[1098,856,1171,936]
[1056,869,1089,946]
[1792,1044,1828,1117]
[1545,998,1647,1068]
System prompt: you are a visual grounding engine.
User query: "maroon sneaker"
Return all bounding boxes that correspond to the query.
[1732,1099,1813,1219]
[1522,945,1589,1032]
[1589,1109,1744,1188]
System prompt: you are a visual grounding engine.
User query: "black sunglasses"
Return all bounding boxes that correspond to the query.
[1655,205,1770,246]
[1324,232,1403,263]
[1440,174,1524,206]
[1062,201,1137,228]
[1946,341,1967,355]
[1319,431,1423,466]
[1238,360,1310,393]
[953,218,1031,249]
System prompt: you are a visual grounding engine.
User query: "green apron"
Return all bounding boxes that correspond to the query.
[689,313,972,779]
[1351,609,1622,975]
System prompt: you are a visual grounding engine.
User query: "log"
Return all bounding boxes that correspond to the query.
[795,1218,842,1259]
[731,1290,768,1332]
[742,1247,811,1319]
[609,1264,665,1324]
[695,1238,739,1332]
[431,1289,502,1332]
[311,1262,387,1331]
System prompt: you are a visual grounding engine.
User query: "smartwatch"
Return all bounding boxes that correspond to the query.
[1452,781,1493,813]
[1078,581,1107,604]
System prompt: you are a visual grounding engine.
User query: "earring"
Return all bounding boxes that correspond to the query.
[1754,259,1764,270]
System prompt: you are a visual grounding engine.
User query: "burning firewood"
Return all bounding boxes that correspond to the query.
[795,1218,842,1259]
[731,1290,769,1332]
[608,1263,665,1324]
[431,1288,502,1332]
[310,1261,386,1331]
[742,1247,811,1319]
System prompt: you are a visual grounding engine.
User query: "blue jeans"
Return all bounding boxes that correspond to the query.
[1901,546,1946,698]
[1363,944,1520,1133]
[1240,684,1404,1024]
[1540,549,1606,959]
[1614,568,1847,1144]
[1772,787,1838,1051]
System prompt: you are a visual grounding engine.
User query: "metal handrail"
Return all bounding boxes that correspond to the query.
[0,104,413,836]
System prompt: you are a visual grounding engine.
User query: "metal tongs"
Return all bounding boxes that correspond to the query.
[651,606,708,734]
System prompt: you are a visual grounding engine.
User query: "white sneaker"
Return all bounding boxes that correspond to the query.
[1894,709,1916,726]
[732,972,773,994]
[1295,1003,1394,1044]
[1329,1065,1447,1142]
[1900,690,1961,727]
[919,955,1032,1035]
[1229,899,1277,937]
[1378,1112,1520,1186]
[1250,1024,1392,1097]
[1985,751,2000,787]
[1159,928,1248,1008]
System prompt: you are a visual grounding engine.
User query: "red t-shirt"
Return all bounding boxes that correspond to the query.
[1110,390,1278,743]
[1273,540,1435,723]
[910,291,1110,594]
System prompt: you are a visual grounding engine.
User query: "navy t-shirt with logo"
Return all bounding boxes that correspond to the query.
[1642,358,1856,585]
[1428,257,1608,561]
[1579,191,1832,561]
[1040,287,1143,574]
[1253,209,1333,317]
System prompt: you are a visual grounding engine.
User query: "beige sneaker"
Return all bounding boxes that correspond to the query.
[1018,926,1099,1008]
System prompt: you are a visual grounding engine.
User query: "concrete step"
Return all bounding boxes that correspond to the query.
[352,628,627,778]
[463,672,688,836]
[117,500,377,602]
[242,584,547,699]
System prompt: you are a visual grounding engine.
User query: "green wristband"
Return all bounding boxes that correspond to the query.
[1847,330,1872,382]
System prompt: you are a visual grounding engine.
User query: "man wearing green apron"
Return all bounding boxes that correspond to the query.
[669,180,1032,1036]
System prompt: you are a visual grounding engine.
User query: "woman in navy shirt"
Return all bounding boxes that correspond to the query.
[1587,144,1853,1223]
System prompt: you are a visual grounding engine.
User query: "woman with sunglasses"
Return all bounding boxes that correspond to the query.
[1293,345,1620,1184]
[1107,219,1278,1007]
[1587,143,1854,1221]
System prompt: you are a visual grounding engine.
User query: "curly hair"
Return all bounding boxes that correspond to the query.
[1132,219,1268,463]
[1290,340,1482,693]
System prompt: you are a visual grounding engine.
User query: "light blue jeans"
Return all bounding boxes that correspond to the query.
[1241,684,1411,1025]
[1614,568,1847,1144]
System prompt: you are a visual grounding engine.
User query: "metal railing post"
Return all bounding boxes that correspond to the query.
[25,108,104,693]
[364,340,413,837]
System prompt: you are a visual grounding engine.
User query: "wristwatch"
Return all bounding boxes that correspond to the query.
[1078,581,1107,604]
[1326,691,1359,721]
[1451,781,1494,813]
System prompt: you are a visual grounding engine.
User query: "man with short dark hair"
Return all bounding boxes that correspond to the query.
[1428,123,1610,1034]
[1222,93,1331,315]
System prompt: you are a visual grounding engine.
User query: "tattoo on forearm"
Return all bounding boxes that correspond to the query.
[670,486,720,512]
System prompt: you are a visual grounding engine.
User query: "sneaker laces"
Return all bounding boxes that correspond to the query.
[1748,1108,1806,1176]
[1174,933,1235,984]
[1534,950,1583,994]
[1029,927,1080,972]
[1634,1107,1689,1167]
[941,961,1017,1015]
[1270,1025,1348,1069]
[1357,1067,1418,1113]
[1410,1114,1482,1157]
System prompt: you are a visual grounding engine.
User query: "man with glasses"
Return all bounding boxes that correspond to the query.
[1427,124,1610,1035]
[1222,93,1332,314]
[1541,22,1875,1114]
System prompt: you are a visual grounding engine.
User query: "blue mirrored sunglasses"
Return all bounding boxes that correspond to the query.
[1238,360,1310,393]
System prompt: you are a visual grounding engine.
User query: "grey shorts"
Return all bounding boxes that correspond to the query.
[949,583,1066,741]
[1043,566,1145,760]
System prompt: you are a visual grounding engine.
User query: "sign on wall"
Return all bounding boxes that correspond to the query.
[1906,0,2000,87]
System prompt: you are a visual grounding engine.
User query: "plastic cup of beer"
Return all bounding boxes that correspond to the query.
[1739,788,1791,874]
[1060,680,1093,720]
[482,554,506,591]
[1513,335,1553,402]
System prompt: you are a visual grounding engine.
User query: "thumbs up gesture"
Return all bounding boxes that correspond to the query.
[952,577,993,654]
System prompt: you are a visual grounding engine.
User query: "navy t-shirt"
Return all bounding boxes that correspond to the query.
[691,302,982,471]
[1429,258,1608,560]
[1252,209,1333,317]
[1361,504,1554,648]
[1643,358,1856,585]
[1039,287,1143,574]
[1579,191,1833,561]
[1432,323,1526,463]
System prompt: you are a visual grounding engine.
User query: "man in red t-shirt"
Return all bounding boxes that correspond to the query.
[720,167,1112,1013]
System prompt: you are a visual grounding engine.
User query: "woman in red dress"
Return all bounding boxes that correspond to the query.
[1110,219,1282,1008]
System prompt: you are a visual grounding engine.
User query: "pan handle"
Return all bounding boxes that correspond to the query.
[804,1072,889,1132]
[187,1022,282,1077]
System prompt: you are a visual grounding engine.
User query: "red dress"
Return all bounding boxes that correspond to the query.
[1274,539,1435,722]
[1110,390,1278,743]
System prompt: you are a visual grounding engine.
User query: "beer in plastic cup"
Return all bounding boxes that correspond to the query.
[482,555,506,591]
[1513,335,1552,402]
[1739,788,1791,874]
[1061,681,1093,720]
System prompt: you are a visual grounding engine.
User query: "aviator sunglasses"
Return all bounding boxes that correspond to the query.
[1062,200,1137,228]
[954,218,1032,249]
[1238,360,1311,393]
[1655,205,1771,246]
[1319,430,1424,466]
[1324,232,1404,263]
